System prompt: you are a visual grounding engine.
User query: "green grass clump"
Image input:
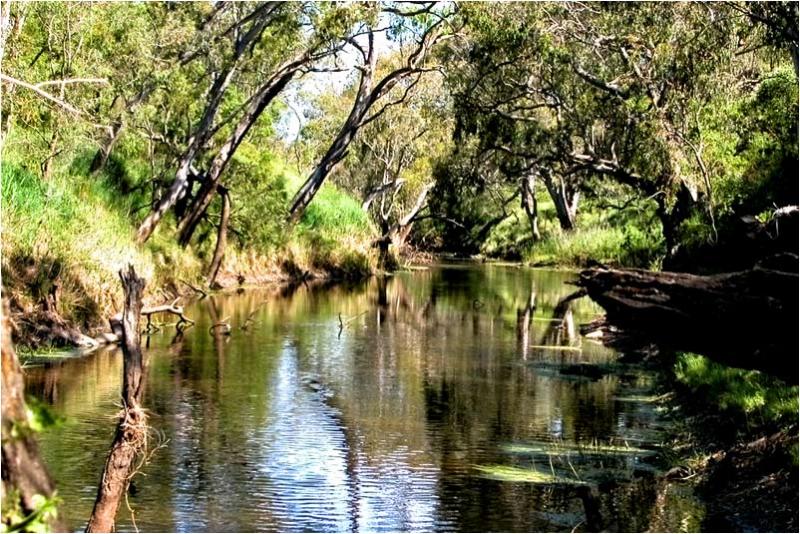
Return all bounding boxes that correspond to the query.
[527,223,662,269]
[2,150,203,328]
[293,178,373,242]
[503,441,656,458]
[481,194,664,268]
[283,173,376,279]
[473,464,585,485]
[674,353,798,429]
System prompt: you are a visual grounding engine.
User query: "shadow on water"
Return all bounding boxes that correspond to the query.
[23,264,703,532]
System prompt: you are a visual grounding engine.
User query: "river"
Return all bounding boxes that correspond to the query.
[23,263,703,532]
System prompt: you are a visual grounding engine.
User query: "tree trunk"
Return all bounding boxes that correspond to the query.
[542,168,579,230]
[41,129,59,180]
[377,219,391,270]
[656,180,697,259]
[288,69,375,223]
[134,2,281,245]
[288,22,443,223]
[135,65,238,244]
[1,301,65,532]
[577,261,799,384]
[362,179,404,211]
[521,172,540,240]
[86,265,148,533]
[387,183,432,251]
[207,187,230,287]
[177,58,302,246]
[89,120,123,174]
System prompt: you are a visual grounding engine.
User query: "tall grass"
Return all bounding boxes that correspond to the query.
[2,158,203,324]
[2,134,377,334]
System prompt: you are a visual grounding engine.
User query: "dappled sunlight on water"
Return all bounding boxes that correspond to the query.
[24,264,700,532]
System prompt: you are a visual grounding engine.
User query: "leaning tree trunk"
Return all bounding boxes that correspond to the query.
[86,265,148,533]
[387,183,433,251]
[577,261,799,384]
[1,301,65,532]
[135,65,237,244]
[207,187,230,287]
[288,22,443,223]
[177,57,302,246]
[288,68,375,223]
[134,3,281,244]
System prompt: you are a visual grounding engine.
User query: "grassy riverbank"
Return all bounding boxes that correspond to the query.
[1,136,377,346]
[479,195,664,269]
[660,352,798,531]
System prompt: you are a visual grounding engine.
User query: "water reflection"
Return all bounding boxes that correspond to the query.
[23,264,694,532]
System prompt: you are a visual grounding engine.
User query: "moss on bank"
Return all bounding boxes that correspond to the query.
[658,352,798,532]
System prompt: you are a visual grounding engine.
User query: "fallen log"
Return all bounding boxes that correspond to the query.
[577,261,799,384]
[95,299,195,345]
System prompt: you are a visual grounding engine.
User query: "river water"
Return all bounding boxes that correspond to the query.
[24,264,702,532]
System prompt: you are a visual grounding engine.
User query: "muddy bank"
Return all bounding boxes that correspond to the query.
[699,425,798,532]
[4,258,374,351]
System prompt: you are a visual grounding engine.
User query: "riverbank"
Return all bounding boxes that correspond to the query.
[665,352,798,532]
[582,319,798,532]
[637,349,798,532]
[1,148,377,349]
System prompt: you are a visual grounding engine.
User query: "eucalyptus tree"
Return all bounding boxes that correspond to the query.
[135,2,368,245]
[310,61,453,265]
[445,1,783,257]
[287,1,461,222]
[0,2,196,174]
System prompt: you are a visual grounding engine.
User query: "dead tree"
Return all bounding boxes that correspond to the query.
[577,261,799,384]
[1,301,65,532]
[86,265,149,532]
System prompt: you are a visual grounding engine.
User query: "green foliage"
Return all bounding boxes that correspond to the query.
[674,353,799,429]
[479,193,664,268]
[24,399,66,435]
[437,2,797,266]
[1,492,61,533]
[226,143,290,253]
[526,224,662,269]
[1,137,204,323]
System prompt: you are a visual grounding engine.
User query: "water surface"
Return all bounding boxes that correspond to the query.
[24,264,700,532]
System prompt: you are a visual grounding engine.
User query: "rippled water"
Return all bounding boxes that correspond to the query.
[24,264,701,532]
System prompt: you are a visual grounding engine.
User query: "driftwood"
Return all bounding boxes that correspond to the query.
[577,261,799,384]
[181,280,208,299]
[1,301,65,532]
[96,299,195,345]
[86,265,149,532]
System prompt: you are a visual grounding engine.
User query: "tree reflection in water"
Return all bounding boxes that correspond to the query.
[24,265,700,532]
